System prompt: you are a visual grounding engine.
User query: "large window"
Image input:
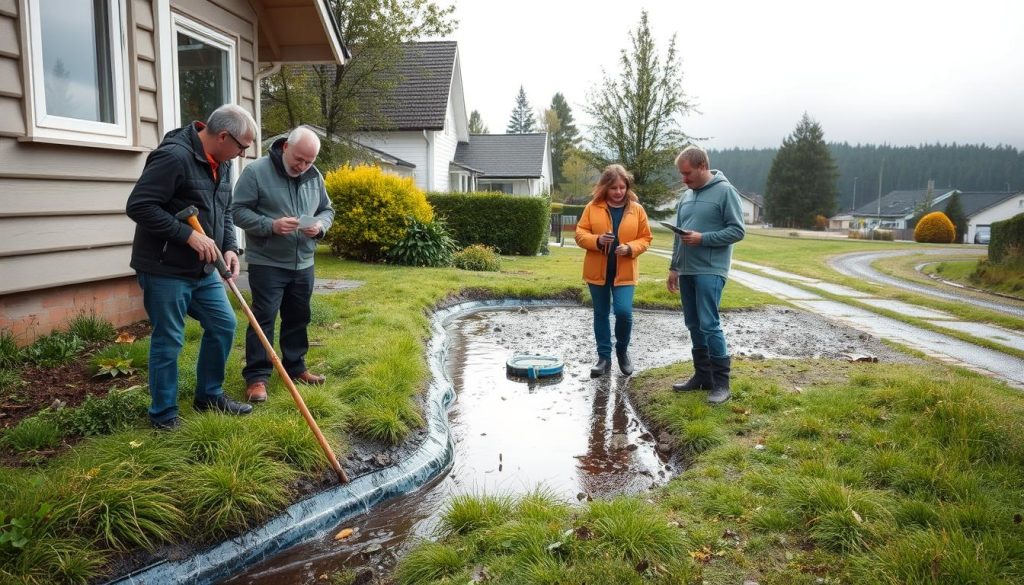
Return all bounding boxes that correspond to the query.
[27,0,130,141]
[173,16,235,127]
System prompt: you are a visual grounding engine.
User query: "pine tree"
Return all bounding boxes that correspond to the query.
[469,110,488,134]
[943,192,968,243]
[765,113,839,228]
[506,86,536,133]
[549,93,581,190]
[584,10,692,213]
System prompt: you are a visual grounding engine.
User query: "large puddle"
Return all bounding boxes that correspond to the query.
[223,305,905,584]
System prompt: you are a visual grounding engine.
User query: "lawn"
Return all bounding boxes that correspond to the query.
[389,360,1024,585]
[0,245,773,584]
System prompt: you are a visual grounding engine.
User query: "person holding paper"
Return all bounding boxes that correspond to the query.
[575,164,653,377]
[666,146,745,404]
[232,126,335,401]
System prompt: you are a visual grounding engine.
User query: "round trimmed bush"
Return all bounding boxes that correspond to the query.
[452,245,501,272]
[324,165,433,262]
[914,212,956,243]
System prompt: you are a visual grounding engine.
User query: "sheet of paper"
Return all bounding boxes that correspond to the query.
[298,215,319,229]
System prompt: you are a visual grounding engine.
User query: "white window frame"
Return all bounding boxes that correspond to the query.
[24,0,132,144]
[170,14,238,130]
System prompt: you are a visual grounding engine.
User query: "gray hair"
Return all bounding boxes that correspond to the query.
[287,125,321,149]
[674,145,710,169]
[206,104,257,140]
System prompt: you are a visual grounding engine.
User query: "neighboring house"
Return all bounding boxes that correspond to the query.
[930,191,1024,243]
[346,41,551,195]
[264,125,416,179]
[852,188,957,229]
[454,133,552,196]
[738,191,763,224]
[828,213,856,231]
[0,0,347,342]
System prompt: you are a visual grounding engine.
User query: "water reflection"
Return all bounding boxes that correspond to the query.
[224,308,681,585]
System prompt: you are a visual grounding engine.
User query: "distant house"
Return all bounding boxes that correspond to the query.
[0,0,347,341]
[851,188,957,229]
[342,41,551,194]
[931,191,1024,243]
[454,133,552,196]
[828,213,856,231]
[738,192,763,224]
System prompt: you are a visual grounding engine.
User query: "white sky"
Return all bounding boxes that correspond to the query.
[443,0,1024,149]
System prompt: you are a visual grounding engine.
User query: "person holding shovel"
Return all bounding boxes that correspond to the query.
[575,164,653,377]
[126,104,257,430]
[232,126,335,402]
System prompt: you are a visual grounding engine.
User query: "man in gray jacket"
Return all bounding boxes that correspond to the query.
[233,126,335,401]
[666,146,745,404]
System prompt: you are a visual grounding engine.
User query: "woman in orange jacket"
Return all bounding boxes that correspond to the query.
[575,164,653,377]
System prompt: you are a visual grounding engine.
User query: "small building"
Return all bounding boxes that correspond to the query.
[852,188,957,229]
[738,191,763,224]
[828,213,856,231]
[454,133,552,196]
[931,191,1024,243]
[1,0,347,341]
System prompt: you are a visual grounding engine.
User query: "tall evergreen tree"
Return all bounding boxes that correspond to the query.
[506,86,536,133]
[469,110,488,134]
[943,192,968,243]
[764,114,839,228]
[549,93,581,190]
[584,10,692,213]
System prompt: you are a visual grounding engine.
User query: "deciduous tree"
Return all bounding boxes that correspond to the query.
[584,10,692,213]
[469,110,488,134]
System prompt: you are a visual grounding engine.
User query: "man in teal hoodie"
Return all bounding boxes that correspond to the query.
[666,146,745,404]
[232,126,335,402]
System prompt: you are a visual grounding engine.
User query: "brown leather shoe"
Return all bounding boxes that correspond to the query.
[246,381,267,402]
[294,371,326,386]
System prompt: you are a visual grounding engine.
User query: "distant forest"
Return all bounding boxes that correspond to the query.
[709,143,1024,212]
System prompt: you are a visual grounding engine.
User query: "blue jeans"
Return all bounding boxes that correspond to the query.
[243,264,315,383]
[138,271,237,423]
[588,283,635,359]
[678,274,729,359]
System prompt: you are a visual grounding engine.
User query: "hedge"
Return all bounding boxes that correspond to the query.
[990,212,1024,263]
[427,192,550,256]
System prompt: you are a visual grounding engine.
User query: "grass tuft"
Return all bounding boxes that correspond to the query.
[3,416,62,452]
[393,541,468,585]
[66,312,116,343]
[438,493,515,538]
[586,498,685,564]
[0,329,22,368]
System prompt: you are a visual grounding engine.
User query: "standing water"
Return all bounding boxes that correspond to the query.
[224,307,690,584]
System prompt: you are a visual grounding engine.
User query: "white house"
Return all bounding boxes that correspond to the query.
[932,191,1024,243]
[738,192,763,224]
[349,42,551,195]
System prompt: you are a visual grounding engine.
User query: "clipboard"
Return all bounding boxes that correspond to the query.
[658,221,691,235]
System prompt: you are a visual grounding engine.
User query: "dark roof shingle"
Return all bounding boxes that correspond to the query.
[455,134,548,178]
[930,191,1019,218]
[374,41,457,130]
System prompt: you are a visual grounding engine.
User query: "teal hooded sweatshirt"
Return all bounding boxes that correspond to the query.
[669,170,745,278]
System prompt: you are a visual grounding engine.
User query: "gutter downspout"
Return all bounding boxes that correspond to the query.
[422,130,434,190]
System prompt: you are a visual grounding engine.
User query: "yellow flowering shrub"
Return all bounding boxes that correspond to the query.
[324,165,433,261]
[914,211,956,243]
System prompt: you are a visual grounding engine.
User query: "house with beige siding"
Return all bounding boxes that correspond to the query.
[0,0,346,342]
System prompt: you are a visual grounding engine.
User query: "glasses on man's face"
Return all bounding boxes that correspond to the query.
[225,131,251,155]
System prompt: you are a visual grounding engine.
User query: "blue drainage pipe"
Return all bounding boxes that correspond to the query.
[108,299,574,585]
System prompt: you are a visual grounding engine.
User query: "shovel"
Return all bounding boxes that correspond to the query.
[175,206,349,483]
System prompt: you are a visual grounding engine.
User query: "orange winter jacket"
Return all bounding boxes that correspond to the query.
[575,198,653,286]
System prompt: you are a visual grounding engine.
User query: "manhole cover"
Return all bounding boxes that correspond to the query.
[506,354,564,380]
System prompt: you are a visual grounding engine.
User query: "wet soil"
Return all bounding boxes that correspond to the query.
[224,304,908,585]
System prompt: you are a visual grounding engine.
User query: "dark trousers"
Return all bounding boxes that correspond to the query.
[243,264,315,383]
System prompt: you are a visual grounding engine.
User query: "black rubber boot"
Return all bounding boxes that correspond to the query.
[707,356,732,405]
[590,357,612,378]
[616,350,633,376]
[673,348,714,392]
[193,394,254,415]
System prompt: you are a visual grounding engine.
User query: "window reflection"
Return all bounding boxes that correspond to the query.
[177,32,229,125]
[39,0,116,123]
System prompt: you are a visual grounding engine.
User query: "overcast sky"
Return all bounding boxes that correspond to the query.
[443,0,1024,150]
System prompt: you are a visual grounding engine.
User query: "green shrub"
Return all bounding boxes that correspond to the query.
[989,212,1024,263]
[22,332,84,366]
[45,386,148,437]
[914,211,956,243]
[0,330,21,369]
[3,417,62,452]
[452,244,501,272]
[0,369,23,396]
[66,312,115,343]
[385,216,457,267]
[324,164,433,262]
[427,192,550,255]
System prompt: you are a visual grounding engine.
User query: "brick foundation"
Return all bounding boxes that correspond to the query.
[0,277,147,345]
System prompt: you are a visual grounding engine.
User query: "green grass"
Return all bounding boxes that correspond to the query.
[0,330,21,368]
[65,312,116,343]
[2,416,62,452]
